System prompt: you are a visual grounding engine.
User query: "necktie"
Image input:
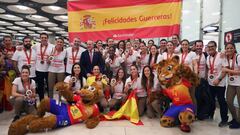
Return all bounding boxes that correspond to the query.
[89,51,93,63]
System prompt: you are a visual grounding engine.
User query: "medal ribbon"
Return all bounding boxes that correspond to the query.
[227,53,236,70]
[227,53,236,76]
[22,79,30,93]
[24,49,32,65]
[40,45,47,61]
[146,81,151,96]
[167,53,173,59]
[209,53,217,74]
[181,52,188,64]
[140,52,146,60]
[72,48,79,64]
[197,53,203,74]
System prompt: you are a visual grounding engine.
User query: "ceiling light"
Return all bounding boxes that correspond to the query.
[30,0,57,4]
[28,26,45,31]
[59,16,67,19]
[26,14,49,21]
[48,27,64,31]
[15,21,35,27]
[0,33,10,36]
[41,6,67,14]
[1,30,17,34]
[31,15,43,19]
[7,26,25,30]
[56,31,67,34]
[19,30,35,34]
[0,0,19,3]
[39,22,58,27]
[29,33,40,37]
[14,33,26,36]
[37,31,53,34]
[44,22,53,25]
[0,14,23,21]
[0,21,13,26]
[54,15,68,22]
[0,21,7,24]
[5,14,16,18]
[15,5,30,10]
[48,6,61,11]
[0,8,5,13]
[62,23,68,27]
[203,26,218,31]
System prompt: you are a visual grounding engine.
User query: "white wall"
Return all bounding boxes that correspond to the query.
[181,0,201,41]
[181,0,221,45]
[221,0,240,52]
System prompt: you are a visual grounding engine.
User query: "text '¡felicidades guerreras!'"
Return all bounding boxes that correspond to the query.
[102,14,172,26]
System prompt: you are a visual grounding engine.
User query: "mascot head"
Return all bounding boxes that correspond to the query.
[79,82,103,105]
[157,56,199,88]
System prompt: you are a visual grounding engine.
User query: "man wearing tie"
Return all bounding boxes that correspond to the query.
[80,40,105,77]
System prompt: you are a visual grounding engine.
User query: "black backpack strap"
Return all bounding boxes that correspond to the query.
[236,54,239,65]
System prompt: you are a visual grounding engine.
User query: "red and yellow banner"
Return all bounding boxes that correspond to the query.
[68,0,182,41]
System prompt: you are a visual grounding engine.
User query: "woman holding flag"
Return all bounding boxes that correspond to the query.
[109,68,127,110]
[124,64,146,116]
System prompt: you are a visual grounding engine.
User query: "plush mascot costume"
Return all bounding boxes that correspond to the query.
[157,56,199,132]
[8,82,103,135]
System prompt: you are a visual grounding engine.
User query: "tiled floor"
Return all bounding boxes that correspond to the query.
[0,109,239,135]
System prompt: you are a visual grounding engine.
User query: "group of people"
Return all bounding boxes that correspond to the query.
[0,33,239,129]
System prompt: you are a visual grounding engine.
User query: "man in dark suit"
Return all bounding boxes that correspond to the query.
[80,40,105,77]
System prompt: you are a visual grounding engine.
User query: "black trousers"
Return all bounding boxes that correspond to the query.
[209,85,228,122]
[195,78,213,119]
[35,71,48,101]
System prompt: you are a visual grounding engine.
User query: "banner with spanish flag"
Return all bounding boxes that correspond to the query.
[100,90,143,125]
[67,0,182,41]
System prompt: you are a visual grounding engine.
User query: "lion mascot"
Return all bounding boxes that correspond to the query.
[8,82,103,135]
[157,56,199,132]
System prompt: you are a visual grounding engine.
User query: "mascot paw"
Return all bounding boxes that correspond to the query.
[179,111,195,125]
[180,124,191,133]
[8,114,39,135]
[28,115,56,133]
[85,117,100,129]
[160,116,175,127]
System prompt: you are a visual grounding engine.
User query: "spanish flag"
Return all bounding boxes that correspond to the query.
[101,90,143,125]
